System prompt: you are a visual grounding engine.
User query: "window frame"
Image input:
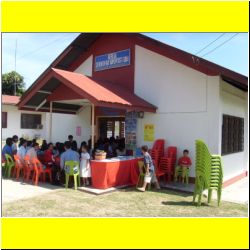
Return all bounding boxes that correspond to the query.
[222,114,244,155]
[2,112,8,128]
[20,113,42,129]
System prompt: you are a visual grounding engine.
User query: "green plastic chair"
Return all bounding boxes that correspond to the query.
[4,154,15,178]
[174,166,190,184]
[64,161,80,190]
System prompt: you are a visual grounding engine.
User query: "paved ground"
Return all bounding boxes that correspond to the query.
[221,177,249,204]
[2,179,60,203]
[2,177,249,204]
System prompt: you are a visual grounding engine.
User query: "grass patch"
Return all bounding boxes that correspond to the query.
[2,187,248,217]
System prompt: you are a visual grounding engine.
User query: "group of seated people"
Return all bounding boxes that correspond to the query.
[2,135,92,187]
[93,136,126,158]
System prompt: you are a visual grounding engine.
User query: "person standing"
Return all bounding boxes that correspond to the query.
[137,145,161,192]
[80,145,91,186]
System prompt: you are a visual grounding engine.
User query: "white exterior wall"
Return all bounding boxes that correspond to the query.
[2,104,91,147]
[74,55,93,76]
[219,80,248,180]
[134,45,221,178]
[45,106,91,146]
[2,105,46,140]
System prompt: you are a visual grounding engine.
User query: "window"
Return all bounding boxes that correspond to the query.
[2,112,7,128]
[21,113,42,129]
[222,114,244,155]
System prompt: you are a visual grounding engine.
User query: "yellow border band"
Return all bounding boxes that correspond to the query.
[1,218,249,249]
[1,1,249,32]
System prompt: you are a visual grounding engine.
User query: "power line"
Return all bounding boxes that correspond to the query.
[200,33,239,58]
[195,33,225,55]
[17,33,74,60]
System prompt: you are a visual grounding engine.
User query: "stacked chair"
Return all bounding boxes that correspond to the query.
[193,140,223,206]
[156,147,177,182]
[150,139,165,169]
[149,140,178,184]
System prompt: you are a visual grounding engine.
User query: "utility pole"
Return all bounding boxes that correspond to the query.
[14,39,17,95]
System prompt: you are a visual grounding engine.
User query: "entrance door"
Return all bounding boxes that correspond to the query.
[98,117,125,139]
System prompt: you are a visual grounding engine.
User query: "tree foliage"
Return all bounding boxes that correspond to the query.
[2,71,25,96]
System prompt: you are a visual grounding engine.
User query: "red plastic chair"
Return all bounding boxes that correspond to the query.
[164,146,177,181]
[32,158,52,185]
[153,159,166,182]
[152,139,165,156]
[150,149,162,169]
[23,155,34,182]
[159,157,175,182]
[13,155,24,180]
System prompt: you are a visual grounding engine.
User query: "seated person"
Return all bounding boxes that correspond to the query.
[116,146,126,156]
[2,138,13,160]
[26,143,40,161]
[60,141,80,170]
[175,149,192,183]
[41,140,48,151]
[44,143,56,165]
[60,141,80,185]
[17,139,28,163]
[12,135,19,155]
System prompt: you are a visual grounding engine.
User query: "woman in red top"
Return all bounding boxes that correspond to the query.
[43,143,55,166]
[175,149,192,183]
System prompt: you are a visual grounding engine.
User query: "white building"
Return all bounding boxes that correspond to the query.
[2,95,90,146]
[6,33,248,186]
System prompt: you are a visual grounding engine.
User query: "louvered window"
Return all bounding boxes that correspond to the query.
[222,114,244,155]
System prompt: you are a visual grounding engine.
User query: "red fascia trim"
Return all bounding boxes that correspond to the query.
[96,101,156,113]
[18,71,55,108]
[223,170,248,188]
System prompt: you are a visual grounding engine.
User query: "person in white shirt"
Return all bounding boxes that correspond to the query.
[26,143,40,161]
[17,139,27,162]
[80,145,91,186]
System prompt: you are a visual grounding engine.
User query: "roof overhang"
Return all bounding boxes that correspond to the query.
[18,68,157,114]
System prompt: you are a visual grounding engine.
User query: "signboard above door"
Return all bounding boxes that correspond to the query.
[95,49,130,71]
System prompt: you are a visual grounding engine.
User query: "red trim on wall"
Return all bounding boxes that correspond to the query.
[188,171,248,187]
[223,170,248,188]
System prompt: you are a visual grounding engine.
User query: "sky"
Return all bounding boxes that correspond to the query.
[1,32,248,90]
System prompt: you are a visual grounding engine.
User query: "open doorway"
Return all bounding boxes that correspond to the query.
[98,117,125,139]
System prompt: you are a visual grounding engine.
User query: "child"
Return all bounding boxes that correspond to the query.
[175,149,192,183]
[80,145,91,186]
[137,145,161,192]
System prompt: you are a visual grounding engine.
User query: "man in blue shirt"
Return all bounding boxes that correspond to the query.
[60,141,80,170]
[2,138,13,160]
[59,141,79,186]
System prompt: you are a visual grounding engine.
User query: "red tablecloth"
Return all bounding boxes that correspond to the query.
[91,158,141,189]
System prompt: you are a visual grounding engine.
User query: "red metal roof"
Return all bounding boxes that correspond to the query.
[18,68,157,113]
[2,95,20,105]
[52,68,157,112]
